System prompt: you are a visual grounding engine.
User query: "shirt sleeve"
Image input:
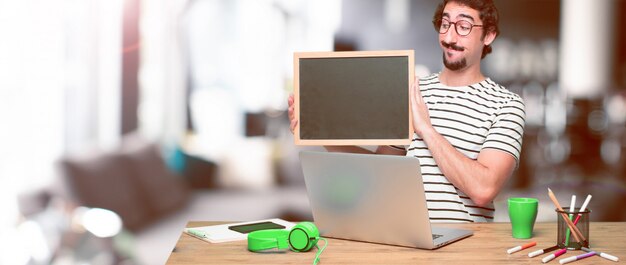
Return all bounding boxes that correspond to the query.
[482,96,526,165]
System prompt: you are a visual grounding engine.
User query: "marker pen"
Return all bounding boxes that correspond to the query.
[529,245,559,258]
[187,228,208,238]
[572,195,592,225]
[581,247,619,262]
[559,251,596,264]
[507,242,536,254]
[564,195,576,246]
[542,248,567,263]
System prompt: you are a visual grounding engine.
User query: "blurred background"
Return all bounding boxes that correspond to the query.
[1,0,625,264]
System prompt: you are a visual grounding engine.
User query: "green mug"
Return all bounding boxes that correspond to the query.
[508,198,539,239]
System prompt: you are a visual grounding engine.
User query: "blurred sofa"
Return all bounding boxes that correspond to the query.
[60,140,191,232]
[57,136,311,264]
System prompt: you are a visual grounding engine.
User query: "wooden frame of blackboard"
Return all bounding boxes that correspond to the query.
[293,50,414,146]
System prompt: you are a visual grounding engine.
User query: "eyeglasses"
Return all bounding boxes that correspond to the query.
[437,18,483,36]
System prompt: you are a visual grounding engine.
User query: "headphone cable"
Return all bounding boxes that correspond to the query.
[313,238,328,265]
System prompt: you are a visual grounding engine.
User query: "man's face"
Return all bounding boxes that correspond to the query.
[438,2,492,71]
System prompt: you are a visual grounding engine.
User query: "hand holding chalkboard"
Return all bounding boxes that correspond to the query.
[293,50,414,146]
[288,94,298,134]
[408,76,433,137]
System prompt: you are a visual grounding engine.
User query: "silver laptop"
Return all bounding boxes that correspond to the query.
[300,151,473,249]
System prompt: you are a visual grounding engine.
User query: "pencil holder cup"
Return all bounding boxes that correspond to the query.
[556,208,590,249]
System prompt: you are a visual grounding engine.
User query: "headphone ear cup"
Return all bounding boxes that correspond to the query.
[288,222,319,252]
[248,229,290,251]
[302,222,320,238]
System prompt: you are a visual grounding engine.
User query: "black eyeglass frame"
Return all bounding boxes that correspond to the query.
[436,18,483,36]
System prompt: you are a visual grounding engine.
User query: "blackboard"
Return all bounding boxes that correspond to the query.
[294,50,414,145]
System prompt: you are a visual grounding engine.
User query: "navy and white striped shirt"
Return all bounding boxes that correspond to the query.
[405,73,525,223]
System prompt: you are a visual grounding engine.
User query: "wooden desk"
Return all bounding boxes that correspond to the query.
[167,222,625,264]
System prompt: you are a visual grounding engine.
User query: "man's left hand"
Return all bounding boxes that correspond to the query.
[410,76,434,137]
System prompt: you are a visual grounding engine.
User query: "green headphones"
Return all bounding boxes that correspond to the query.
[248,222,327,264]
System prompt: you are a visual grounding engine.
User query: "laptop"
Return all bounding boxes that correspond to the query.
[299,151,473,249]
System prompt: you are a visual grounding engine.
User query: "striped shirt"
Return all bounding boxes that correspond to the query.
[405,73,526,223]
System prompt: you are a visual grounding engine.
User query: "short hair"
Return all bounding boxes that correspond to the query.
[432,0,500,59]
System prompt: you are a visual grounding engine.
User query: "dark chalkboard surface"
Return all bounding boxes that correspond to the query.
[294,50,414,145]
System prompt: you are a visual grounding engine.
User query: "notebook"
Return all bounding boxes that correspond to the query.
[184,218,295,243]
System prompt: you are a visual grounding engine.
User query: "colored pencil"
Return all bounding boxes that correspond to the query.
[547,188,585,244]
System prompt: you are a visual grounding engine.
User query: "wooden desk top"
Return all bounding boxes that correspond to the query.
[166,222,625,264]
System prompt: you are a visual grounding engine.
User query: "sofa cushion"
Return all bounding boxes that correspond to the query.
[60,139,191,232]
[121,143,190,220]
[61,153,152,231]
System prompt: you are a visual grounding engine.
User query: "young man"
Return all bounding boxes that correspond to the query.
[288,0,525,222]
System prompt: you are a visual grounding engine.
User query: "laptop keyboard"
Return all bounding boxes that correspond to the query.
[432,234,443,240]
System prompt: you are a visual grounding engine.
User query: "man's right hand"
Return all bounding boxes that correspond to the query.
[288,94,297,134]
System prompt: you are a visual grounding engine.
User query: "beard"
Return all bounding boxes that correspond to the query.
[443,53,467,71]
[441,41,467,71]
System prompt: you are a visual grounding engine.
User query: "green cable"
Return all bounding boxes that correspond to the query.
[313,238,328,265]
